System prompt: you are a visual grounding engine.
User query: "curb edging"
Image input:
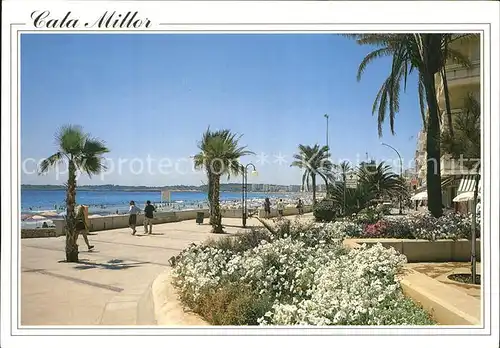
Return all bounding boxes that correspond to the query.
[152,270,209,326]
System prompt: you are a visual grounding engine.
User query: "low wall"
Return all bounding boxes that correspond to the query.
[349,238,481,263]
[21,228,57,239]
[400,268,481,325]
[257,205,313,218]
[53,209,211,235]
[343,239,481,325]
[53,205,311,235]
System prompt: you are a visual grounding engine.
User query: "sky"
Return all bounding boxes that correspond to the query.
[21,34,423,186]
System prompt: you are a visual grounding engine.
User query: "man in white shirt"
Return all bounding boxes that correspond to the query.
[128,200,141,235]
[277,199,284,217]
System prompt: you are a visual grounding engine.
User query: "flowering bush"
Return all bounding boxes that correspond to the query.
[270,219,347,246]
[326,220,363,238]
[258,244,432,325]
[337,211,481,241]
[172,222,435,326]
[363,220,388,238]
[354,207,384,224]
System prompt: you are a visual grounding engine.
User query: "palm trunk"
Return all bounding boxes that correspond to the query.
[211,174,224,233]
[311,174,317,205]
[471,173,480,284]
[441,69,454,138]
[207,171,214,225]
[420,35,444,218]
[65,160,79,262]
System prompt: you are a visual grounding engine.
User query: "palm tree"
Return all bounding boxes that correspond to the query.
[337,160,352,215]
[441,94,480,284]
[193,128,253,233]
[350,33,475,217]
[39,125,109,262]
[339,160,352,183]
[357,162,407,202]
[329,182,377,216]
[290,144,333,205]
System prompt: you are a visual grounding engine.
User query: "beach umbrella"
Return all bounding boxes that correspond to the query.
[29,215,46,220]
[39,211,58,217]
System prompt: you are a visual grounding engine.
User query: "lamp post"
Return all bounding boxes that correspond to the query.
[381,142,403,215]
[324,114,329,158]
[242,163,257,227]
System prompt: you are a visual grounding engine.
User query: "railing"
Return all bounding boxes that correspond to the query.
[445,61,480,82]
[435,60,480,97]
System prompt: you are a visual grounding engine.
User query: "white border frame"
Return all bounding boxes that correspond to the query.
[2,1,499,347]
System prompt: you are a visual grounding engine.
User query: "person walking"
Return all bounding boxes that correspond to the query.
[143,200,156,235]
[264,197,271,219]
[296,199,304,215]
[75,204,94,251]
[128,200,141,235]
[277,199,285,217]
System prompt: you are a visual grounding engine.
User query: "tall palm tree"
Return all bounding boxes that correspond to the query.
[39,125,109,262]
[441,94,480,284]
[350,33,475,218]
[290,144,333,205]
[193,128,253,233]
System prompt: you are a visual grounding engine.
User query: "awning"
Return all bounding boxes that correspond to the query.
[410,191,428,201]
[441,176,455,188]
[457,175,481,194]
[452,175,481,202]
[412,176,454,196]
[453,192,474,202]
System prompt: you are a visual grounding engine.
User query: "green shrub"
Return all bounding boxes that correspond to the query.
[195,283,272,325]
[205,228,273,254]
[313,199,337,222]
[355,207,383,224]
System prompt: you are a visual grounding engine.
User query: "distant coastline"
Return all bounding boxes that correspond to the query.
[21,185,203,192]
[21,183,304,193]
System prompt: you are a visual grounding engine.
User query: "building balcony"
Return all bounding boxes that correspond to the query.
[436,60,480,100]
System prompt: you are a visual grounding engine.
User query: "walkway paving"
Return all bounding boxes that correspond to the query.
[21,217,261,325]
[21,214,313,326]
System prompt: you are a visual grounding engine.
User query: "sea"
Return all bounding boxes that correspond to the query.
[21,189,288,215]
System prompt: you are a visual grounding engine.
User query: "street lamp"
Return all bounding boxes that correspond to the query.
[242,163,257,227]
[381,142,403,215]
[324,114,329,158]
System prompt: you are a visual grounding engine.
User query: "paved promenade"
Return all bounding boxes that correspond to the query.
[21,214,313,326]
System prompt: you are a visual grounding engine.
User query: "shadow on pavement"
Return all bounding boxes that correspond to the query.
[72,259,148,271]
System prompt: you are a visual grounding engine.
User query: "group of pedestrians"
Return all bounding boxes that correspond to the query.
[73,200,158,253]
[128,200,157,235]
[262,197,304,219]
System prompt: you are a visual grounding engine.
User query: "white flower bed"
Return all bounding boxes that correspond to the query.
[334,211,480,240]
[172,221,434,325]
[259,244,408,325]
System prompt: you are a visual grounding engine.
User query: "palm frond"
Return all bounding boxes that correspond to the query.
[38,152,63,174]
[356,47,393,81]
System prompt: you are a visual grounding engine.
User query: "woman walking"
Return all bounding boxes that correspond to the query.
[76,205,94,251]
[128,200,141,235]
